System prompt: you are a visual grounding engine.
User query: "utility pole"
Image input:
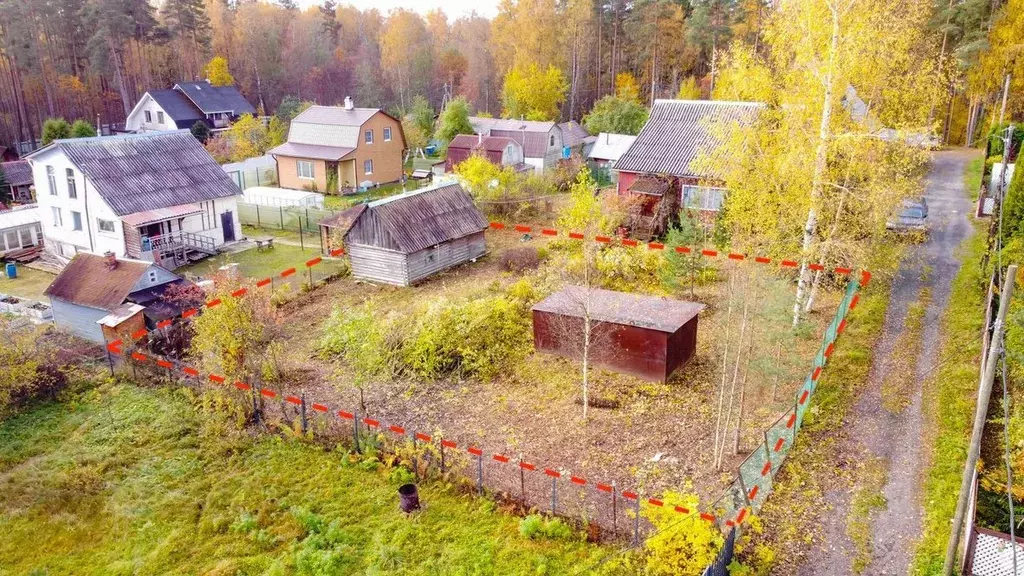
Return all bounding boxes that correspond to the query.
[943,264,1018,575]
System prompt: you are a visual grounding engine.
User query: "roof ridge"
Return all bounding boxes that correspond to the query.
[653,99,766,107]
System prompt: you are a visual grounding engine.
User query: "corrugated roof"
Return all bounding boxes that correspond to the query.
[44,253,157,311]
[615,100,764,180]
[319,203,367,238]
[293,105,380,127]
[448,134,518,154]
[0,160,32,186]
[532,286,705,333]
[354,183,487,254]
[628,176,671,196]
[0,205,39,230]
[36,131,241,217]
[470,117,555,133]
[559,121,590,148]
[267,141,354,161]
[588,133,637,162]
[121,203,203,227]
[148,89,206,123]
[470,117,558,158]
[174,81,256,115]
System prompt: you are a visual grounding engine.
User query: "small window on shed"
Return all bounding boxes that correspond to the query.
[550,134,555,147]
[148,270,158,283]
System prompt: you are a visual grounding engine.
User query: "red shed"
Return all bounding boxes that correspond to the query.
[532,286,704,383]
[445,134,524,171]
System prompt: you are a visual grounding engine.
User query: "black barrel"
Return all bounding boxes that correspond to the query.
[398,483,420,513]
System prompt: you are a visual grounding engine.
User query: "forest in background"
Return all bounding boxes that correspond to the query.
[0,0,1021,152]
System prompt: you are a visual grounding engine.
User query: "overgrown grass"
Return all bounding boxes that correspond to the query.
[179,243,325,281]
[964,154,984,202]
[847,456,889,574]
[0,383,615,575]
[0,264,56,302]
[880,288,929,414]
[912,231,987,574]
[735,282,891,571]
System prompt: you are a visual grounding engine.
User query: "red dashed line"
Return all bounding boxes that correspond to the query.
[860,270,872,286]
[701,249,718,257]
[675,246,691,253]
[363,418,380,428]
[755,256,771,264]
[838,319,847,334]
[541,228,558,236]
[441,439,457,449]
[595,235,611,243]
[736,508,749,524]
[338,411,354,420]
[256,278,272,288]
[415,432,431,442]
[182,308,198,318]
[762,462,772,476]
[205,298,222,309]
[597,483,613,493]
[622,491,638,500]
[260,389,277,398]
[520,462,536,471]
[835,267,852,275]
[131,352,147,362]
[786,413,796,428]
[774,438,785,452]
[285,395,302,405]
[850,294,860,310]
[305,257,322,268]
[781,260,798,268]
[183,367,199,377]
[812,366,822,381]
[748,485,759,500]
[467,446,483,456]
[312,403,329,412]
[330,248,345,257]
[622,239,638,247]
[389,425,405,435]
[514,224,531,233]
[648,498,664,507]
[281,268,296,278]
[809,263,824,271]
[799,390,809,405]
[132,328,148,339]
[568,232,584,240]
[545,469,562,478]
[231,288,248,298]
[648,242,664,250]
[726,519,736,527]
[700,512,716,523]
[235,382,251,391]
[209,374,225,384]
[571,476,586,486]
[493,454,510,463]
[675,505,690,514]
[728,253,745,260]
[825,343,835,358]
[156,360,173,369]
[156,319,172,329]
[489,222,505,230]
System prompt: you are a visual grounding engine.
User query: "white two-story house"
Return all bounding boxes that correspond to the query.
[124,81,257,133]
[25,131,243,269]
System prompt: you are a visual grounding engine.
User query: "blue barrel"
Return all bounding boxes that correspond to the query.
[5,263,15,279]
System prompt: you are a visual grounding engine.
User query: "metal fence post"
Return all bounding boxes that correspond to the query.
[300,392,307,435]
[256,204,261,228]
[737,475,752,508]
[298,221,304,250]
[551,476,558,515]
[763,431,773,477]
[352,408,361,453]
[279,206,284,230]
[440,439,446,472]
[477,453,483,495]
[106,349,114,376]
[612,481,618,533]
[251,387,260,424]
[633,496,641,544]
[519,459,526,503]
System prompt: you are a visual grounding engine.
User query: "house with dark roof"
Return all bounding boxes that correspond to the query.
[558,121,595,156]
[44,251,193,343]
[445,134,525,171]
[615,99,764,217]
[318,181,487,286]
[0,160,34,203]
[25,131,243,268]
[270,97,406,193]
[468,117,565,173]
[124,81,257,133]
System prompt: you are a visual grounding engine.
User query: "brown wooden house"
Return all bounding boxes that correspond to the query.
[532,286,704,382]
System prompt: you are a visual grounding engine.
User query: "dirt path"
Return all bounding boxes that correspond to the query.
[799,149,977,575]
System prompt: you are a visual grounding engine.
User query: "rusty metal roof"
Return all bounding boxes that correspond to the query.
[44,253,166,311]
[532,286,704,333]
[615,100,764,180]
[0,160,32,186]
[32,131,241,217]
[352,183,487,254]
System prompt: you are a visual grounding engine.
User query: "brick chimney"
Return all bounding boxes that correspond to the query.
[344,96,354,111]
[104,251,117,270]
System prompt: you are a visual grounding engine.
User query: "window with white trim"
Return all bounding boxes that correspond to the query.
[97,218,115,233]
[364,159,373,175]
[365,129,373,144]
[71,211,83,231]
[46,166,56,196]
[682,186,727,212]
[145,110,152,123]
[66,168,77,199]
[383,127,392,142]
[51,207,62,227]
[157,111,164,124]
[297,160,314,180]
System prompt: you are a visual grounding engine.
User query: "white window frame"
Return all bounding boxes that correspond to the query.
[157,111,165,124]
[46,166,57,196]
[364,159,373,175]
[97,218,116,234]
[383,127,392,142]
[297,160,314,180]
[144,110,152,123]
[682,185,727,212]
[51,206,62,227]
[66,168,77,199]
[71,211,83,231]
[365,129,373,144]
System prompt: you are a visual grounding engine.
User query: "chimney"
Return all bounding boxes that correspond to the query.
[104,251,117,270]
[344,96,354,111]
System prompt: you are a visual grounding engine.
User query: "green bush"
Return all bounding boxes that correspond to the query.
[519,514,576,541]
[318,304,401,382]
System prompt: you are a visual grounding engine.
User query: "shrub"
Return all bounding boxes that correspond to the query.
[519,514,576,541]
[642,491,723,575]
[594,244,665,292]
[318,304,401,382]
[500,247,542,272]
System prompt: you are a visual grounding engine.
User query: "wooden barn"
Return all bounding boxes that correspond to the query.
[532,286,704,382]
[319,182,487,286]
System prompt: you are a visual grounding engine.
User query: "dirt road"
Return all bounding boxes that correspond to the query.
[799,149,977,575]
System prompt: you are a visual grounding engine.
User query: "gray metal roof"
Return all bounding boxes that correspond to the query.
[45,131,241,217]
[148,89,206,123]
[268,141,354,161]
[174,81,256,115]
[532,286,705,333]
[559,121,590,148]
[0,160,32,186]
[470,117,560,158]
[293,105,381,126]
[350,182,487,254]
[615,100,764,180]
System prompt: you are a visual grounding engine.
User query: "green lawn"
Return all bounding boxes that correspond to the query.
[0,384,613,575]
[323,182,409,211]
[963,153,984,202]
[0,264,55,302]
[178,244,322,281]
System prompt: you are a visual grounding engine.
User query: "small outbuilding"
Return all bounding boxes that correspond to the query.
[532,286,704,382]
[242,186,325,209]
[0,205,41,255]
[318,182,487,286]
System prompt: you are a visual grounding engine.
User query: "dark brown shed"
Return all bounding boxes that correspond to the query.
[532,286,704,382]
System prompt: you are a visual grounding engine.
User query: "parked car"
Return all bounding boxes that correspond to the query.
[887,198,929,233]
